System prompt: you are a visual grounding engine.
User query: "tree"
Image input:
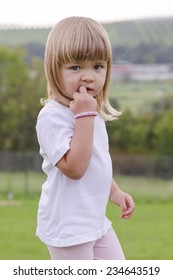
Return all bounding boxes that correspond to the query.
[152,108,173,155]
[0,45,46,151]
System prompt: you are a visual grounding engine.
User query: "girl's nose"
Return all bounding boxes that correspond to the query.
[81,71,94,82]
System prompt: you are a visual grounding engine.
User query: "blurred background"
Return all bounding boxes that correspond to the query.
[0,0,173,260]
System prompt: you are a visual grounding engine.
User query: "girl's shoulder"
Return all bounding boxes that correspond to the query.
[38,99,73,120]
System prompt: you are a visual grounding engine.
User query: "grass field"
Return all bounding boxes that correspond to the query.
[0,172,173,260]
[109,80,173,115]
[0,198,172,260]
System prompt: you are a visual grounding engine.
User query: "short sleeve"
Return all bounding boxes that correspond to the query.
[36,105,74,166]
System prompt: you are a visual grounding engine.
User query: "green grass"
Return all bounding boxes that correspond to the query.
[0,199,172,260]
[0,198,49,260]
[1,171,173,202]
[115,175,173,203]
[0,173,173,260]
[109,81,173,115]
[0,171,45,198]
[107,201,173,259]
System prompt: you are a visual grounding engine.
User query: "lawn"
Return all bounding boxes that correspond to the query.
[109,80,173,115]
[0,198,48,260]
[107,201,173,260]
[0,173,173,260]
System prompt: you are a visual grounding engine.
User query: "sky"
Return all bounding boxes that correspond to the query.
[0,0,173,27]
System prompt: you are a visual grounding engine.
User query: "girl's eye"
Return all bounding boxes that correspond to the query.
[94,64,104,70]
[70,66,80,71]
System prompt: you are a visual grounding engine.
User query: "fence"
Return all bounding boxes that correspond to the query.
[0,151,42,172]
[0,151,173,198]
[112,155,173,179]
[0,151,42,198]
[0,151,173,176]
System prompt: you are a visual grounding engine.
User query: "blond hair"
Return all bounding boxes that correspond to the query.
[43,16,121,121]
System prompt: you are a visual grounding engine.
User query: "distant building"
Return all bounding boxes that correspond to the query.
[112,63,173,81]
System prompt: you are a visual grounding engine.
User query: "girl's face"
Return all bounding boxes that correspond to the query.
[60,60,107,98]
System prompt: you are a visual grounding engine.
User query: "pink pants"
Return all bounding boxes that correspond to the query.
[47,228,125,260]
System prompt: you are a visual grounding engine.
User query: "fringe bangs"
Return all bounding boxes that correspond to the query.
[56,19,111,64]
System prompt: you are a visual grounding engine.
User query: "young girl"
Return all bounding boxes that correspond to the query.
[36,16,135,260]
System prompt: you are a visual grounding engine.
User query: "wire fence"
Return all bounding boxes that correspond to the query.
[0,151,173,198]
[112,154,173,179]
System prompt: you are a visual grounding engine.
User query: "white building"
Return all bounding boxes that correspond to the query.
[112,63,173,81]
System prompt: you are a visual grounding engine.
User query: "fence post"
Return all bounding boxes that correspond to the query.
[23,153,30,197]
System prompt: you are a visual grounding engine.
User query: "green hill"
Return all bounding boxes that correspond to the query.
[104,17,173,48]
[0,27,50,46]
[0,17,173,63]
[104,17,173,63]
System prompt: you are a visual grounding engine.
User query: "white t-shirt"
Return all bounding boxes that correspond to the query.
[36,99,112,247]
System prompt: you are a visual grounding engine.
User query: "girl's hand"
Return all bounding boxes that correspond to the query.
[70,86,97,114]
[110,186,135,219]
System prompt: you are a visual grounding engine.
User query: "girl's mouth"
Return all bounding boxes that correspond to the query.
[86,87,93,92]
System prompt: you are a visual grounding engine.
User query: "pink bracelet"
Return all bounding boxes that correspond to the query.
[74,111,98,119]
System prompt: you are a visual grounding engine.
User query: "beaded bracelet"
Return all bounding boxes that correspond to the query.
[74,111,98,119]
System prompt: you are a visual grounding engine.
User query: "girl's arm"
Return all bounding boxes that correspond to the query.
[56,86,97,179]
[109,179,135,219]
